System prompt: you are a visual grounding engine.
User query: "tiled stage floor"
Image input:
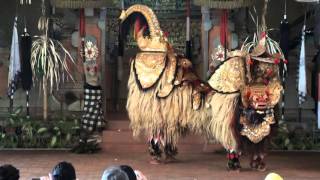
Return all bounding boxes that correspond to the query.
[0,150,319,180]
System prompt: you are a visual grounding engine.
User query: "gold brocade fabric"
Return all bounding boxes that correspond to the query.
[209,57,246,93]
[240,115,275,144]
[134,52,167,89]
[157,51,177,98]
[192,91,202,110]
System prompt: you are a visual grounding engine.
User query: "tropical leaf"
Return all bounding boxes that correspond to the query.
[37,127,48,134]
[66,133,71,141]
[284,138,290,146]
[50,136,57,147]
[13,107,23,115]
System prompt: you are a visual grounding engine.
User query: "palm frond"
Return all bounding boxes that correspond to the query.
[31,19,75,93]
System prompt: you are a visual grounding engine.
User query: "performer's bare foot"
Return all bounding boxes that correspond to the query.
[164,156,178,163]
[257,162,266,172]
[149,157,162,165]
[227,159,241,172]
[250,160,258,170]
[250,158,266,171]
[227,166,241,173]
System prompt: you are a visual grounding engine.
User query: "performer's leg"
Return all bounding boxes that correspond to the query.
[148,139,162,164]
[256,141,267,171]
[256,153,266,171]
[249,142,266,171]
[164,143,178,163]
[227,149,241,171]
[250,154,259,169]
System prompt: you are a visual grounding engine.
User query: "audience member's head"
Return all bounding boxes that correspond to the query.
[265,172,283,180]
[0,164,20,180]
[51,161,76,180]
[101,166,129,180]
[119,165,137,180]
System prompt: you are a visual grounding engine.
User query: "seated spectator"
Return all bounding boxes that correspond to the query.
[101,166,129,180]
[119,165,136,180]
[51,161,76,180]
[40,161,77,180]
[101,165,147,180]
[265,172,283,180]
[0,164,20,180]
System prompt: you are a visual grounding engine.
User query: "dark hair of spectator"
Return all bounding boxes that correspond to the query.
[0,164,20,180]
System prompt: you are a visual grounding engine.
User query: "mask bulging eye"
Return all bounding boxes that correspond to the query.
[252,95,258,102]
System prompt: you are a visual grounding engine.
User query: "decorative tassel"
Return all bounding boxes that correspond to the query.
[220,9,228,47]
[80,9,85,38]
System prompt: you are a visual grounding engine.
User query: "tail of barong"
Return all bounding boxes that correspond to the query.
[205,93,239,150]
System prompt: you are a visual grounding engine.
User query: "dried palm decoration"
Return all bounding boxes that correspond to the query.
[50,0,114,8]
[31,0,75,120]
[193,0,256,9]
[241,0,285,58]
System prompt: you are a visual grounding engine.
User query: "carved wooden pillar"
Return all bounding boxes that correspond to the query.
[201,7,212,80]
[98,8,107,122]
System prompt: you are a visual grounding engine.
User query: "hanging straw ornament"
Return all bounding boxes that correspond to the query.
[193,0,256,9]
[241,0,286,86]
[32,0,75,92]
[242,0,285,59]
[31,0,75,120]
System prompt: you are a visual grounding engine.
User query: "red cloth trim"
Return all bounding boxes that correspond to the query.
[220,10,228,47]
[134,17,141,39]
[80,9,85,37]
